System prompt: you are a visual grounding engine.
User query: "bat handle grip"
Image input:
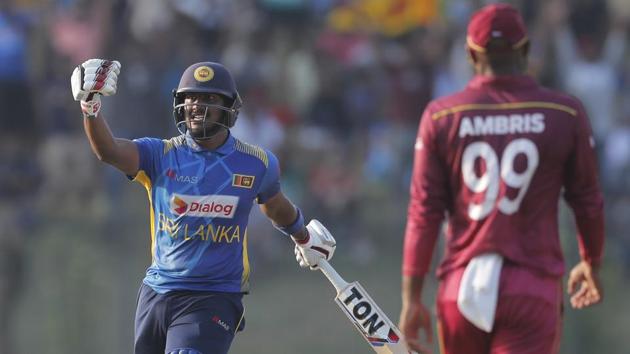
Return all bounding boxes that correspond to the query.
[317,259,349,293]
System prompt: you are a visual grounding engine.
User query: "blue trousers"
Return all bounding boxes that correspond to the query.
[134,283,245,354]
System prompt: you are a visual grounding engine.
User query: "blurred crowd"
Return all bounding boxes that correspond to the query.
[0,0,629,352]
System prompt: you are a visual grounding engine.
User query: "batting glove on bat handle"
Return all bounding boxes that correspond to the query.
[294,219,336,270]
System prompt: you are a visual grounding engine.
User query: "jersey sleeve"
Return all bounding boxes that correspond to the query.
[403,104,449,277]
[131,137,164,182]
[562,101,605,267]
[256,149,281,204]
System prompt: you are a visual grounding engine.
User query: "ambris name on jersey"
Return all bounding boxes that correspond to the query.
[459,113,545,137]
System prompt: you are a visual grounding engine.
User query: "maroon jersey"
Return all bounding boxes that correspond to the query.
[402,75,604,279]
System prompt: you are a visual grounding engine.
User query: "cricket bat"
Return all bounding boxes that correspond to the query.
[317,259,411,354]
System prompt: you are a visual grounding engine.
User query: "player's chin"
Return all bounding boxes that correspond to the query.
[188,125,206,135]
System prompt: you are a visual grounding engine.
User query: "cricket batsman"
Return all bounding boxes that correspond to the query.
[71,60,336,354]
[399,4,605,354]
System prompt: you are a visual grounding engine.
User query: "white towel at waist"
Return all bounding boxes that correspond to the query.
[457,253,503,332]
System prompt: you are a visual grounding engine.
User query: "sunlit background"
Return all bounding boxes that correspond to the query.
[1,0,629,353]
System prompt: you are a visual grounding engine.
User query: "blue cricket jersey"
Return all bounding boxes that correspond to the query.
[131,132,280,294]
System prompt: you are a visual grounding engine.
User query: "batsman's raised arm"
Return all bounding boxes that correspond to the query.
[71,59,139,176]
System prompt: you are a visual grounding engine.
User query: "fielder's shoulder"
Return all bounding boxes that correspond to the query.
[426,89,486,122]
[536,86,584,116]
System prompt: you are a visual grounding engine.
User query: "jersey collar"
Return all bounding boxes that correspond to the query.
[185,131,236,155]
[467,74,537,90]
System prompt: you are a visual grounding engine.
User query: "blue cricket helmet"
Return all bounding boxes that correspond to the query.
[172,62,243,139]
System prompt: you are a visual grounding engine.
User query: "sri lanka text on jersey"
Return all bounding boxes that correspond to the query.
[157,213,244,243]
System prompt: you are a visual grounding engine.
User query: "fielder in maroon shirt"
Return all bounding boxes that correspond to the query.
[399,4,604,354]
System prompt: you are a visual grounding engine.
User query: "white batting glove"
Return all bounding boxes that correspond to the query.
[293,220,336,270]
[71,59,121,117]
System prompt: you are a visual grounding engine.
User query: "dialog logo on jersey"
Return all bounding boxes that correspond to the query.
[172,196,188,214]
[170,194,238,218]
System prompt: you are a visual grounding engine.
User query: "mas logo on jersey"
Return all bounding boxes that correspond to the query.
[170,193,238,218]
[212,315,231,332]
[166,169,199,184]
[194,66,214,82]
[232,174,255,189]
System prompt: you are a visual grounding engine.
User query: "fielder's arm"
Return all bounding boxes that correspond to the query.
[400,275,432,354]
